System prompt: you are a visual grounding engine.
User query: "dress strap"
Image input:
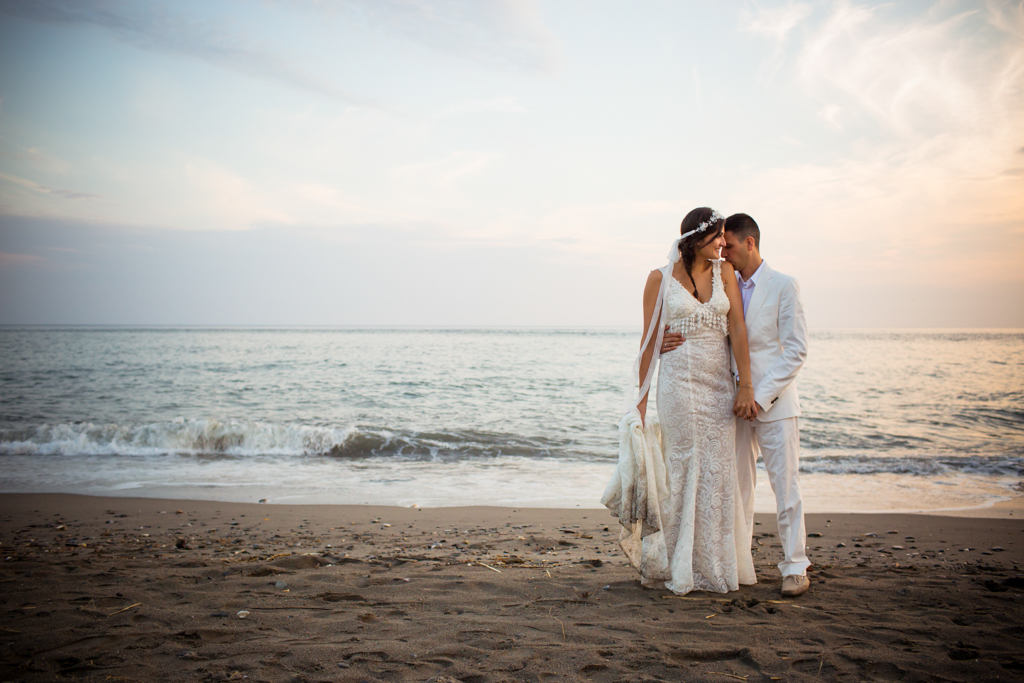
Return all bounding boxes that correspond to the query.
[711,259,723,296]
[621,263,671,418]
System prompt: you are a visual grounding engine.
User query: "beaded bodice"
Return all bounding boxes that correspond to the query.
[664,259,729,337]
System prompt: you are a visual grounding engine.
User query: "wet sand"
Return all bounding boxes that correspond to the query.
[1,493,1022,682]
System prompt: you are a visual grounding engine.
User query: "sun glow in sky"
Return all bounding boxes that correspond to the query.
[0,0,1022,327]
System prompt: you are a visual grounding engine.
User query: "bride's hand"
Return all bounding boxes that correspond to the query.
[734,386,756,421]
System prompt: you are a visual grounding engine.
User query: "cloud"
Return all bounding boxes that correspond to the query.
[0,172,99,200]
[739,1,813,81]
[792,3,1024,145]
[725,138,1024,284]
[459,199,696,272]
[0,146,70,174]
[391,150,497,196]
[719,1,1024,302]
[0,0,374,105]
[739,1,812,40]
[817,104,842,130]
[294,0,559,74]
[742,2,1024,144]
[0,250,45,267]
[49,188,99,200]
[442,96,526,116]
[179,159,293,230]
[287,183,431,227]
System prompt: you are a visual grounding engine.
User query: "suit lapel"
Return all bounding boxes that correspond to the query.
[744,262,775,325]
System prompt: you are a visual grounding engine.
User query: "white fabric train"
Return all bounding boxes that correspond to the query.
[601,237,681,544]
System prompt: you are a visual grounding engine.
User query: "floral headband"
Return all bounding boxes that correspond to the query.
[667,210,725,263]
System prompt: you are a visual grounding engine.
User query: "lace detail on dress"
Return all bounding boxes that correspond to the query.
[649,257,756,595]
[665,259,729,337]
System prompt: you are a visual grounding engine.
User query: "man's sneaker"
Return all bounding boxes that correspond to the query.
[781,574,810,597]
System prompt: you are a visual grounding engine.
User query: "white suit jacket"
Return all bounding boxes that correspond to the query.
[732,262,808,422]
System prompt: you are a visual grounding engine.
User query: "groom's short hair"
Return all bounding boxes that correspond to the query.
[725,213,760,249]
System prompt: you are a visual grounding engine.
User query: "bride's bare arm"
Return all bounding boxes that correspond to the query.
[721,261,757,420]
[637,269,663,425]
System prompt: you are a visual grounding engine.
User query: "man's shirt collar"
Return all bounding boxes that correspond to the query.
[739,259,765,288]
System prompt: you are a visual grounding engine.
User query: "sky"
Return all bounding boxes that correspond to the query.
[0,0,1022,327]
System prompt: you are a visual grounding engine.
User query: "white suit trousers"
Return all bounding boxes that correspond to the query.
[736,416,810,577]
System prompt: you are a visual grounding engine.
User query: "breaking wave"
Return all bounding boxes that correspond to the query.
[0,419,581,462]
[1,419,1022,478]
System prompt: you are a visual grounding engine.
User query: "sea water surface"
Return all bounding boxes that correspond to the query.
[0,327,1021,511]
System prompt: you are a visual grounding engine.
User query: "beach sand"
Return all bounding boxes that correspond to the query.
[1,493,1022,682]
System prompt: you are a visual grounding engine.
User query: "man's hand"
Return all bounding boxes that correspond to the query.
[660,326,685,354]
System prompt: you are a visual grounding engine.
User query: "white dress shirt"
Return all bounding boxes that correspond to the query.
[736,260,766,317]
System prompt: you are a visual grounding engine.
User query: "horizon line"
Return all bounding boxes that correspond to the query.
[1,324,1023,333]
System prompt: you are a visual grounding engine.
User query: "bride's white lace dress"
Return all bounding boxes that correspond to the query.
[652,259,756,594]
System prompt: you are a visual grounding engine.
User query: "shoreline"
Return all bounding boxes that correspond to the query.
[2,470,1020,518]
[1,492,1022,681]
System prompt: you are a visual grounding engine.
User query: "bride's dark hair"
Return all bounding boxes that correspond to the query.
[678,207,725,299]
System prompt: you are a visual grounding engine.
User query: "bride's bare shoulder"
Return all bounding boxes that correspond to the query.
[718,260,736,277]
[643,269,663,298]
[645,268,663,288]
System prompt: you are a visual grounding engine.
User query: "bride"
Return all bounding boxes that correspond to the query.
[603,207,757,594]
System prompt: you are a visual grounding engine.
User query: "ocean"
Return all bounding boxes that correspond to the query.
[1,327,1021,512]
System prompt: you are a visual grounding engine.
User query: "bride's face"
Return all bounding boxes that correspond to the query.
[698,229,726,260]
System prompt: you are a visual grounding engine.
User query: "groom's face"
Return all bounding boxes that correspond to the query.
[722,231,749,270]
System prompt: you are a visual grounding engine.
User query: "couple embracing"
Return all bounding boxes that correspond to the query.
[603,208,810,598]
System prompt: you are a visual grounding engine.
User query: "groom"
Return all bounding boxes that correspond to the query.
[661,213,810,597]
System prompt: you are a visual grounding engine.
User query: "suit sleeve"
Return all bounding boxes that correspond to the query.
[755,277,808,412]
